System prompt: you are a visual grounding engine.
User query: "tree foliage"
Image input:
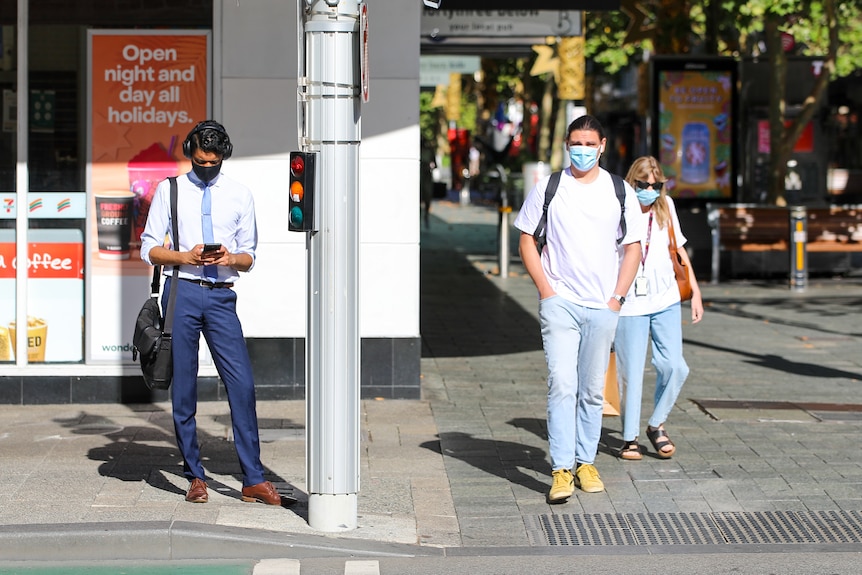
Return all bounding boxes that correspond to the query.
[585,0,862,204]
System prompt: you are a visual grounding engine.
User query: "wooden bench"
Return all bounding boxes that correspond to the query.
[707,204,862,282]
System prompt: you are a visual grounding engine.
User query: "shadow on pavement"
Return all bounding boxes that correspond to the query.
[684,339,862,380]
[506,417,548,441]
[705,295,862,337]
[55,408,302,512]
[420,432,550,495]
[420,212,543,358]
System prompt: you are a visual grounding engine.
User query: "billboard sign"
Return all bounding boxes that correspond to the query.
[87,30,210,363]
[651,57,737,200]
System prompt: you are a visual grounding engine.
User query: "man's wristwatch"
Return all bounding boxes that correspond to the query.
[612,294,625,305]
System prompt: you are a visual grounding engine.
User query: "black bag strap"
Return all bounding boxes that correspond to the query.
[532,171,562,254]
[162,177,180,336]
[610,172,627,244]
[532,170,628,254]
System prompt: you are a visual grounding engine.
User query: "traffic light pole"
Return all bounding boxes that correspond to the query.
[298,0,361,531]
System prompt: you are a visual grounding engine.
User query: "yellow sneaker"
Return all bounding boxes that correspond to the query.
[548,469,574,502]
[574,464,604,493]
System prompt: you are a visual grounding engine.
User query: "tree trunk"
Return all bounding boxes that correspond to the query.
[765,13,789,206]
[537,74,557,165]
[765,0,838,206]
[654,0,690,54]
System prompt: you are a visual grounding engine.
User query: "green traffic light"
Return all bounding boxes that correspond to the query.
[289,206,304,228]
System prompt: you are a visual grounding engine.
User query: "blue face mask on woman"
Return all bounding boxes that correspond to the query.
[636,187,660,205]
[569,145,600,172]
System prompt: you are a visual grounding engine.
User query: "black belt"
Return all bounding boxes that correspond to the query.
[179,277,234,289]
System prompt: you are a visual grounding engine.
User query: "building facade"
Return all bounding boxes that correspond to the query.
[0,0,422,403]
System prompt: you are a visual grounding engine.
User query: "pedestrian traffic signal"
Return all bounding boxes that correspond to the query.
[288,151,317,232]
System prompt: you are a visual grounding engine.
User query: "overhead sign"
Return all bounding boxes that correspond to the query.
[420,55,481,86]
[422,1,617,8]
[422,10,581,38]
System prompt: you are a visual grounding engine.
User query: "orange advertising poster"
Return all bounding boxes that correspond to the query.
[88,30,209,363]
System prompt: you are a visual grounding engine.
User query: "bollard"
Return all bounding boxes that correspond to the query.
[460,169,471,206]
[496,165,511,277]
[789,206,807,291]
[707,205,720,284]
[498,204,512,278]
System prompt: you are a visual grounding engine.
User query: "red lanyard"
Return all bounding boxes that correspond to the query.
[640,212,653,269]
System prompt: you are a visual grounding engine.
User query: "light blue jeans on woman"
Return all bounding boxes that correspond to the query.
[615,302,690,442]
[539,296,619,471]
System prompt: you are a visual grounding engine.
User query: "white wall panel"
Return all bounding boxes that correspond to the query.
[235,243,307,337]
[220,0,297,79]
[221,156,303,245]
[360,157,420,245]
[361,79,420,145]
[367,0,420,79]
[360,243,420,337]
[220,0,421,341]
[222,78,298,159]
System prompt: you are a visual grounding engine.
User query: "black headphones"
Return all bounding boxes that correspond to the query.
[182,120,233,160]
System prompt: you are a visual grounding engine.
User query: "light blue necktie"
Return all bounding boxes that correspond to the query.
[201,185,217,281]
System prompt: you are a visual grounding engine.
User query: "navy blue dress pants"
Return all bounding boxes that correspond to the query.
[163,277,265,487]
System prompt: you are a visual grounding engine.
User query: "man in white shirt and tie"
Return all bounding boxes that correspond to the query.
[141,120,282,507]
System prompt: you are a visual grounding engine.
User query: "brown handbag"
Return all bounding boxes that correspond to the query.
[667,213,693,302]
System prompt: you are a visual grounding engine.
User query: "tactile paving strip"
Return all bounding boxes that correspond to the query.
[531,510,862,546]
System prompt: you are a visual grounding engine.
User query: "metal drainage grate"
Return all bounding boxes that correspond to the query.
[531,511,862,546]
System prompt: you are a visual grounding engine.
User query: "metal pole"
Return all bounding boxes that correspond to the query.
[300,0,361,532]
[497,165,510,278]
[498,205,511,278]
[15,0,29,366]
[707,204,720,285]
[789,206,807,292]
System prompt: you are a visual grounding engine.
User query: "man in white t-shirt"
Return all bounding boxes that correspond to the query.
[514,115,644,502]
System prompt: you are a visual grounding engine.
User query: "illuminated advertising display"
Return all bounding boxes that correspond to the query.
[651,57,737,200]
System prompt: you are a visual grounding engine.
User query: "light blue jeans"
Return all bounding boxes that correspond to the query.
[615,302,690,442]
[539,296,619,471]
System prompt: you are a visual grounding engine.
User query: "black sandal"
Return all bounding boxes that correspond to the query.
[646,426,676,458]
[619,440,643,460]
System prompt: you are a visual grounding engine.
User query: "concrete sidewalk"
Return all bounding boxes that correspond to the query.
[2,199,862,561]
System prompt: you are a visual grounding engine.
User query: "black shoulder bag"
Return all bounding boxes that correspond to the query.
[132,177,180,390]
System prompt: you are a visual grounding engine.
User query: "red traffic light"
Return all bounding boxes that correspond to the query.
[290,155,305,177]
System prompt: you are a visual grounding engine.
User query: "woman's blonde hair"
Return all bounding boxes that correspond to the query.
[625,156,670,229]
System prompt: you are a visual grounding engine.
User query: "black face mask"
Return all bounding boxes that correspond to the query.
[192,162,221,185]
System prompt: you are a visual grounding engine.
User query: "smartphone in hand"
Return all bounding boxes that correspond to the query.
[202,243,221,254]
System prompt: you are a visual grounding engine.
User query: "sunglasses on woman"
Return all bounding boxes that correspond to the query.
[635,180,664,191]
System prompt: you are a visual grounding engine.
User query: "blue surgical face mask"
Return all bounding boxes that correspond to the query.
[636,187,660,206]
[569,145,600,172]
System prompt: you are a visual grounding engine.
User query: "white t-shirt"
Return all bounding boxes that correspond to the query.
[514,168,646,308]
[619,195,687,317]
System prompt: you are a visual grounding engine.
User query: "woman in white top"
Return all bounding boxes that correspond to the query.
[615,156,704,460]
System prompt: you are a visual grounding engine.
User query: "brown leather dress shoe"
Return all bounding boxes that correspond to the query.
[241,480,282,505]
[185,478,208,503]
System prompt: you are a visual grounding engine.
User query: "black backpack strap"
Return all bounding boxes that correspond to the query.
[532,170,562,254]
[163,177,180,336]
[611,173,626,244]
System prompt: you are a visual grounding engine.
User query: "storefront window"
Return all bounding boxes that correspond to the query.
[0,0,211,366]
[0,6,16,363]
